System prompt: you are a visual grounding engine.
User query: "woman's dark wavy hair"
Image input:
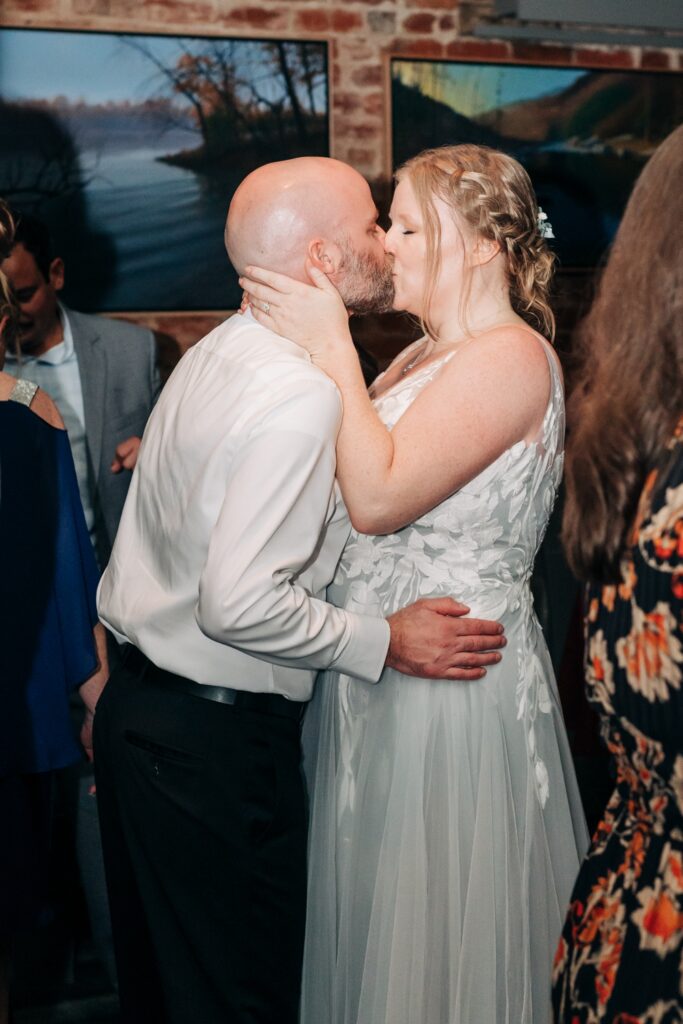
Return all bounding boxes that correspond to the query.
[562,124,683,583]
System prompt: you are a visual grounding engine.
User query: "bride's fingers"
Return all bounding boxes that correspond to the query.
[304,259,342,293]
[238,278,280,306]
[249,303,274,326]
[243,265,298,293]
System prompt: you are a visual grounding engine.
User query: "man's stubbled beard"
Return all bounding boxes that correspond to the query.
[335,237,395,315]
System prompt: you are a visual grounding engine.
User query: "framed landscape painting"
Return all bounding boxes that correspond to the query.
[0,29,329,311]
[391,58,682,268]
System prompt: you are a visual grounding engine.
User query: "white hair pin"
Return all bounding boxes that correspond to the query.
[537,207,555,239]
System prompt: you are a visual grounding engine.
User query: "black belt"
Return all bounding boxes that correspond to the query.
[122,645,306,723]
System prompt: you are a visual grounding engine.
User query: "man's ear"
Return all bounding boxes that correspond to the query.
[470,236,500,268]
[48,256,65,293]
[307,237,343,277]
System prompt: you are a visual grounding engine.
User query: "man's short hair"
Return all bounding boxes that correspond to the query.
[13,213,55,281]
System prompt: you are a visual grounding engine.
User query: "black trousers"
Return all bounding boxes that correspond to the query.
[93,655,307,1024]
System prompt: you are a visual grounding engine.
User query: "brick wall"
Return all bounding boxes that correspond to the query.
[3,0,680,364]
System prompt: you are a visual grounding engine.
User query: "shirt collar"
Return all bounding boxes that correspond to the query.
[6,303,74,366]
[241,307,312,362]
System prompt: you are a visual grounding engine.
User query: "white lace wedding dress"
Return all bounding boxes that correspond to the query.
[300,339,589,1024]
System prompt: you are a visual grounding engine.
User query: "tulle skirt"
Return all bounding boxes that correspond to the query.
[300,619,588,1024]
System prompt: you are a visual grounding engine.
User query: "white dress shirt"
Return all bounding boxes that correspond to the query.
[98,311,390,700]
[5,304,95,539]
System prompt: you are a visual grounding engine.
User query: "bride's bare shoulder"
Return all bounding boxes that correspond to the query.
[452,323,560,384]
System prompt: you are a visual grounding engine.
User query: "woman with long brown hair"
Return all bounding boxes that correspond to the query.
[242,144,587,1024]
[553,124,683,1020]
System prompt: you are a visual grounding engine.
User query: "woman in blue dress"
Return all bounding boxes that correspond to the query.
[0,201,108,1024]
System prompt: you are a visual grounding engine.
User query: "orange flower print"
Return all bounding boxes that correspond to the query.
[631,855,683,958]
[602,586,617,613]
[552,935,568,981]
[672,572,683,600]
[595,925,623,1007]
[639,482,683,569]
[630,469,659,544]
[587,630,616,713]
[673,756,683,817]
[588,597,600,623]
[618,559,637,602]
[620,828,647,887]
[578,888,623,946]
[616,602,683,702]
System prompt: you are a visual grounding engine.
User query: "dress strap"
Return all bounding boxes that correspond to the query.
[9,379,39,407]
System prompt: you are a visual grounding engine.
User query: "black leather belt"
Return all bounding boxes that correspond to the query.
[122,644,306,722]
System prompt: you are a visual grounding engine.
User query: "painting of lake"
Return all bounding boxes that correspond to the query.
[0,29,328,310]
[392,59,682,268]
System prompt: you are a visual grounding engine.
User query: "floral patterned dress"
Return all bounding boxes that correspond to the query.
[552,424,683,1023]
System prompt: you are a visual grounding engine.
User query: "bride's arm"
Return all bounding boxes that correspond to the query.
[241,265,553,535]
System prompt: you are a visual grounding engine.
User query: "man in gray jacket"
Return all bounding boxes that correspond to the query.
[1,214,160,569]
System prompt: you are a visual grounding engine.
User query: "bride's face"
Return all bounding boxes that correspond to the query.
[385,176,468,319]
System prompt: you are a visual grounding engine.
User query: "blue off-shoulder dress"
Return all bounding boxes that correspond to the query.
[0,385,100,934]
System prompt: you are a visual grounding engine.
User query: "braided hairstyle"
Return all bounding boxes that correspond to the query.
[396,145,555,342]
[0,200,19,356]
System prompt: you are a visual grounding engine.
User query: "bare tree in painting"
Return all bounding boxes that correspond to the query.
[119,36,326,165]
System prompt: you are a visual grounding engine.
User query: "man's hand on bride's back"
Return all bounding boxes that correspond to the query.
[386,597,506,680]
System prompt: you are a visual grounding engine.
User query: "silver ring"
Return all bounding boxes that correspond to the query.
[262,301,270,314]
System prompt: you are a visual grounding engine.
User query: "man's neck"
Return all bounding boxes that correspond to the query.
[25,312,64,358]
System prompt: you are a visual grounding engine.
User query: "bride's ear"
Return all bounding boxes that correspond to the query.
[308,237,343,277]
[470,236,501,267]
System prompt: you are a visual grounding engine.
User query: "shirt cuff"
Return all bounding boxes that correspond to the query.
[332,612,390,684]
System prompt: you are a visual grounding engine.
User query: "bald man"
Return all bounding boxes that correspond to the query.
[94,158,505,1024]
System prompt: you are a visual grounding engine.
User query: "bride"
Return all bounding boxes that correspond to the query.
[242,144,588,1024]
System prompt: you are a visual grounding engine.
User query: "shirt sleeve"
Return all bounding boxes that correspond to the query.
[195,379,390,684]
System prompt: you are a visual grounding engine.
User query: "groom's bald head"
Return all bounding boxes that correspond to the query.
[225,157,394,313]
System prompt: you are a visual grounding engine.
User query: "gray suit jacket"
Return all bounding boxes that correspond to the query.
[69,307,160,568]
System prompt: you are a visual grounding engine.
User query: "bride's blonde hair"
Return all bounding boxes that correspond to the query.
[396,144,556,342]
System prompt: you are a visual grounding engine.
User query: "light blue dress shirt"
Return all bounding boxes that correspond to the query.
[5,304,95,540]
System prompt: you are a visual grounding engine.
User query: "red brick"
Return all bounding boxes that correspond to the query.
[331,9,363,31]
[405,0,457,8]
[511,42,573,65]
[1,0,56,10]
[363,90,385,116]
[335,120,378,140]
[221,6,287,28]
[346,148,376,166]
[349,123,380,140]
[145,0,214,21]
[351,64,383,87]
[295,8,329,31]
[333,91,362,115]
[573,47,635,68]
[339,41,375,61]
[445,38,512,61]
[439,14,457,31]
[640,49,671,70]
[394,37,445,58]
[403,12,436,33]
[71,0,111,12]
